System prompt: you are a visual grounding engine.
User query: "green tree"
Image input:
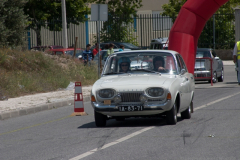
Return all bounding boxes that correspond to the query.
[0,0,27,48]
[92,0,142,45]
[162,0,186,23]
[162,0,240,49]
[162,0,239,21]
[24,0,91,46]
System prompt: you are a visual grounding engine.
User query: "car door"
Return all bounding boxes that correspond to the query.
[176,55,192,110]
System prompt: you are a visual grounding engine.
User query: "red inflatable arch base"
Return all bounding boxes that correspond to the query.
[168,0,229,74]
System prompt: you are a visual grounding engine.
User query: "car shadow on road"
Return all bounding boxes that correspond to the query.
[78,117,183,129]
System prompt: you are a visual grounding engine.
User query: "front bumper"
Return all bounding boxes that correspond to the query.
[91,100,172,116]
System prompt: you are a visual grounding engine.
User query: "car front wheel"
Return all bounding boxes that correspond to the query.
[94,110,107,127]
[166,101,177,125]
[181,101,192,119]
[218,68,224,82]
[209,71,217,83]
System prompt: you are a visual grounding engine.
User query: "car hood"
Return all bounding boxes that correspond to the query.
[92,74,176,92]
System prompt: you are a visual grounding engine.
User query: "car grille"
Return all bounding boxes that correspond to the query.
[194,68,206,71]
[194,73,211,78]
[120,92,143,102]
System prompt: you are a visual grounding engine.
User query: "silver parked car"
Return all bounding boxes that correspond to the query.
[194,48,224,83]
[91,50,195,127]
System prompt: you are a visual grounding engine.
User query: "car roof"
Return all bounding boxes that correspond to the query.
[151,37,168,43]
[101,49,131,51]
[49,48,82,51]
[197,48,213,51]
[113,49,178,55]
[104,42,122,43]
[104,42,138,45]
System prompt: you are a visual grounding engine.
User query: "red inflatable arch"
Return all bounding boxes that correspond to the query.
[168,0,229,74]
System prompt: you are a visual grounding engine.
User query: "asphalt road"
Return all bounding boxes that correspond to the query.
[0,65,240,160]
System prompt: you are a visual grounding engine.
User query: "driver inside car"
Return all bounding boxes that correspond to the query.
[153,56,169,73]
[118,57,131,73]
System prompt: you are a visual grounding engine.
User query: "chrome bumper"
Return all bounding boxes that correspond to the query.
[91,100,172,116]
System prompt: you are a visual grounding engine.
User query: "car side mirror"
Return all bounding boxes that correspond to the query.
[215,56,219,60]
[181,69,186,75]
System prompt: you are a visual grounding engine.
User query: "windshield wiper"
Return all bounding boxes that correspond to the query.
[103,72,126,75]
[134,69,160,74]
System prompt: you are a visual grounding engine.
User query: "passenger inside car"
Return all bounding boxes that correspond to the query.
[118,57,131,73]
[153,56,169,73]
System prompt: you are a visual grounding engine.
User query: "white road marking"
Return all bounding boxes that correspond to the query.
[69,127,154,160]
[69,91,240,160]
[194,91,240,111]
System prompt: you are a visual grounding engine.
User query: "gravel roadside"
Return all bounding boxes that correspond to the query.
[0,85,92,120]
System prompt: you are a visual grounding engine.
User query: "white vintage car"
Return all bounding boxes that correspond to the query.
[91,50,195,127]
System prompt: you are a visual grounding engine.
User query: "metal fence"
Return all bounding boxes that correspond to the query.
[28,13,235,49]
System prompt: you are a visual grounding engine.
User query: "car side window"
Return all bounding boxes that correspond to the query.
[176,55,183,72]
[178,55,188,72]
[212,50,217,57]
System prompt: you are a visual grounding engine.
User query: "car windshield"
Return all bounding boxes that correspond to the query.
[196,51,211,58]
[102,52,177,75]
[65,50,83,57]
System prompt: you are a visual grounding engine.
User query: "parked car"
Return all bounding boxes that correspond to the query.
[150,37,168,50]
[91,43,119,51]
[91,42,141,50]
[93,49,131,65]
[101,42,141,50]
[31,45,63,51]
[48,48,83,59]
[194,48,224,83]
[91,50,195,127]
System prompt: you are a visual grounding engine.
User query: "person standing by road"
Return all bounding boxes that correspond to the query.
[82,44,93,66]
[92,43,101,56]
[233,41,240,85]
[107,43,114,56]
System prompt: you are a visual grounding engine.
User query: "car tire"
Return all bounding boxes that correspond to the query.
[166,101,177,125]
[115,117,125,121]
[208,71,217,83]
[218,68,224,82]
[94,110,107,127]
[181,101,192,119]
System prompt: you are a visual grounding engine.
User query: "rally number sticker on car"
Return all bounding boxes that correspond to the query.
[118,106,143,112]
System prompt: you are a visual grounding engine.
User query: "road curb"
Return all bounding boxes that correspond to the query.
[0,96,91,120]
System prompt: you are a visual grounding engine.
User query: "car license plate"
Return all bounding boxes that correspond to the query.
[118,106,143,112]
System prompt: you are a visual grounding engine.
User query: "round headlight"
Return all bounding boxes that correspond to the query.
[98,89,115,98]
[147,88,164,97]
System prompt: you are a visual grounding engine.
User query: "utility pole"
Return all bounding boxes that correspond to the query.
[61,0,68,48]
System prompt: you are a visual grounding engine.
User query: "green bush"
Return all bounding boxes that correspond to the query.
[0,48,98,98]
